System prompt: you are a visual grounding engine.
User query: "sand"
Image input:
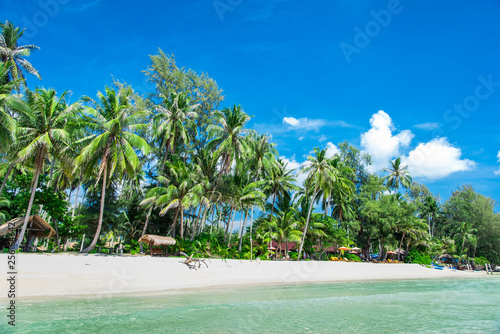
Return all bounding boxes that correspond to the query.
[0,253,487,299]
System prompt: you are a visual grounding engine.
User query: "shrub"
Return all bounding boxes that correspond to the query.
[407,250,432,265]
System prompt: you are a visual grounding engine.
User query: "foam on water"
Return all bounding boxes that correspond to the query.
[2,277,500,333]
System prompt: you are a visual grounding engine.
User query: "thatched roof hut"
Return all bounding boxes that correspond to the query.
[0,215,56,239]
[138,234,176,247]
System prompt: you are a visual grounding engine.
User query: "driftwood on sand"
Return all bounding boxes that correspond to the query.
[180,252,208,269]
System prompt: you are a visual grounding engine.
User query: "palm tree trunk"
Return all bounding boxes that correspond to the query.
[171,207,179,238]
[227,208,236,247]
[140,206,153,253]
[250,206,254,260]
[224,206,233,242]
[238,209,248,252]
[13,166,42,250]
[82,163,108,253]
[180,205,184,239]
[190,205,203,241]
[398,232,405,261]
[71,181,81,218]
[0,163,14,194]
[297,187,318,260]
[198,204,209,236]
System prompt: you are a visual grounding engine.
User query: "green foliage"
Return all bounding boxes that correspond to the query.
[473,257,488,266]
[407,250,432,265]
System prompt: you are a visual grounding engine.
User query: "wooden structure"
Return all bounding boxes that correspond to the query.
[138,234,176,256]
[0,215,56,251]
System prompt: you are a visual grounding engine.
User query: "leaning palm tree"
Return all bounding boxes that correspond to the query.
[207,104,252,174]
[383,157,412,194]
[0,21,41,87]
[297,148,338,260]
[75,86,150,253]
[12,88,80,250]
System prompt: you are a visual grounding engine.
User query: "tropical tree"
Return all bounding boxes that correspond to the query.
[75,86,150,253]
[12,88,79,249]
[0,21,41,87]
[383,157,412,194]
[269,207,302,259]
[207,104,251,174]
[297,148,338,259]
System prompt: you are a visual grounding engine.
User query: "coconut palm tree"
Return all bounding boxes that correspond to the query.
[141,159,203,239]
[424,196,439,237]
[269,207,302,259]
[383,157,412,194]
[259,158,300,219]
[207,104,251,174]
[454,221,476,256]
[75,86,150,253]
[0,21,41,87]
[297,148,338,260]
[153,90,198,160]
[12,88,80,250]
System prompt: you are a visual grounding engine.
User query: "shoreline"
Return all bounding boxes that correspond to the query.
[2,253,489,300]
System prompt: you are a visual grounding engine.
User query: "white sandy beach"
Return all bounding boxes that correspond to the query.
[1,253,487,299]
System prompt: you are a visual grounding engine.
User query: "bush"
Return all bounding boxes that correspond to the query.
[473,257,489,266]
[289,252,298,260]
[407,250,432,265]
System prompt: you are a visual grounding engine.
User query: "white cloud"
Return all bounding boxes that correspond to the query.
[403,138,476,179]
[298,136,305,141]
[319,135,327,142]
[283,117,300,127]
[280,155,308,188]
[325,142,340,158]
[414,122,440,130]
[360,110,414,172]
[282,117,354,132]
[495,151,500,176]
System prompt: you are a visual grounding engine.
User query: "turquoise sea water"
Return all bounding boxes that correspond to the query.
[2,277,500,333]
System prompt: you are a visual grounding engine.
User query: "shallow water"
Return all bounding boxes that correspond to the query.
[3,277,500,333]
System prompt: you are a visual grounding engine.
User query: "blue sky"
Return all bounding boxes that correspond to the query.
[2,0,500,206]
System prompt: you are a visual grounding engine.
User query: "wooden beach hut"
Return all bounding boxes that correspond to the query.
[0,215,56,251]
[138,234,176,256]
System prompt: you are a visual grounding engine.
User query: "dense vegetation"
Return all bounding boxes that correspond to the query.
[1,21,499,264]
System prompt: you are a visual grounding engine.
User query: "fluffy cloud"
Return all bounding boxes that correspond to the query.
[283,117,300,126]
[403,138,476,179]
[361,110,414,172]
[495,151,500,176]
[325,142,340,158]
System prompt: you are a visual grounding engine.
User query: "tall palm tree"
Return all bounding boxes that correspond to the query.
[454,221,476,256]
[153,90,198,159]
[259,158,300,219]
[12,88,80,250]
[297,148,338,260]
[424,196,439,237]
[75,87,150,253]
[207,104,251,174]
[0,21,41,87]
[383,157,412,194]
[0,63,23,153]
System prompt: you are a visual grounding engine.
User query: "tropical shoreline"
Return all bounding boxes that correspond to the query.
[2,253,488,300]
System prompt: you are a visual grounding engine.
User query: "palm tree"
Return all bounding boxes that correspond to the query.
[383,157,412,194]
[75,87,150,253]
[454,221,476,257]
[424,196,439,237]
[269,207,302,259]
[0,63,23,153]
[259,158,300,219]
[0,21,41,87]
[297,148,338,260]
[153,90,198,160]
[141,159,203,239]
[12,88,80,250]
[207,105,251,174]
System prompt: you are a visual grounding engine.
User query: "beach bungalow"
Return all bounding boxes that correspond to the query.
[138,234,176,256]
[0,215,56,251]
